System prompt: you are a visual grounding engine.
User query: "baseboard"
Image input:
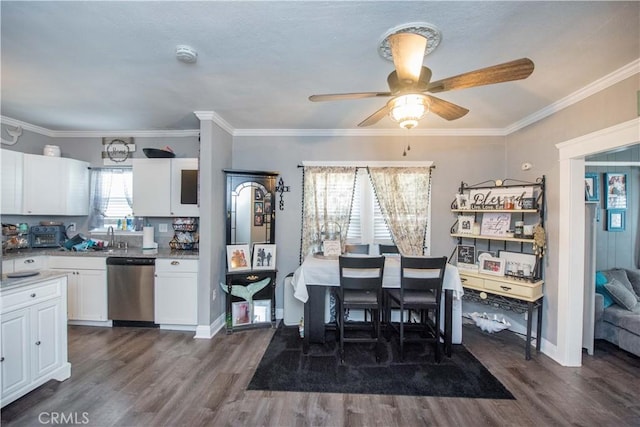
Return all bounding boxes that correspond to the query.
[159,324,196,332]
[194,313,226,339]
[68,320,113,327]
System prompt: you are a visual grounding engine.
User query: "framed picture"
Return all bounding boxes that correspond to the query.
[479,256,506,276]
[232,301,251,326]
[480,212,511,236]
[254,201,264,214]
[254,213,264,227]
[264,201,272,214]
[455,194,470,210]
[456,244,477,271]
[252,299,271,323]
[457,215,475,234]
[584,173,599,202]
[607,209,625,232]
[226,244,251,271]
[253,243,276,269]
[605,172,627,209]
[477,250,497,263]
[254,188,263,200]
[498,250,537,278]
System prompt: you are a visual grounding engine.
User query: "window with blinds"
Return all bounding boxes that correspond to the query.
[102,170,133,227]
[346,169,392,243]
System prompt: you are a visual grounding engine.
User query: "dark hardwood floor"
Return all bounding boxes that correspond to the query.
[2,322,639,426]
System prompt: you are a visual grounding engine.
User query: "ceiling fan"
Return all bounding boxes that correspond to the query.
[308,32,534,129]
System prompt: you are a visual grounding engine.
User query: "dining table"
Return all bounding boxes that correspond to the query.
[292,253,464,356]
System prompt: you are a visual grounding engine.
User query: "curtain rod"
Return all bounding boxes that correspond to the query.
[297,163,435,169]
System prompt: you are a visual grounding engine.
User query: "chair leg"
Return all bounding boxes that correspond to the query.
[399,305,404,361]
[434,308,441,363]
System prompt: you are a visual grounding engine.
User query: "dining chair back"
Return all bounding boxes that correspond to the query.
[344,244,370,254]
[385,255,447,362]
[336,255,385,363]
[378,244,400,255]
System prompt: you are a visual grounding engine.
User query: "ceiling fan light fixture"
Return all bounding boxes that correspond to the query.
[387,94,430,129]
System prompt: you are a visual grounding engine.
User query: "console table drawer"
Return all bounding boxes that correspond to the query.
[460,274,484,289]
[484,279,539,300]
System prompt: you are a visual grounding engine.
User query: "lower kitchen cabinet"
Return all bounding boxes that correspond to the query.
[49,257,108,322]
[1,276,71,408]
[154,259,198,327]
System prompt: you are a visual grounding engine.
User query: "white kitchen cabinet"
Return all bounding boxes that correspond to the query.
[2,259,14,274]
[0,276,71,408]
[1,149,23,214]
[132,158,199,217]
[49,257,108,323]
[154,259,198,327]
[22,153,89,216]
[12,256,48,272]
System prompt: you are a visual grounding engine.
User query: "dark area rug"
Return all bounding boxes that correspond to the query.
[247,325,514,399]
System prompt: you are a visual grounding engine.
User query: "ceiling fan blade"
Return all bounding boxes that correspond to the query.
[426,95,469,121]
[389,33,427,85]
[357,104,390,127]
[426,58,535,93]
[309,92,392,102]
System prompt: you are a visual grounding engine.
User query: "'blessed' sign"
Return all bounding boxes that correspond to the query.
[469,186,534,209]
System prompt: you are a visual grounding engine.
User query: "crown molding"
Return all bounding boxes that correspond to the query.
[3,59,637,139]
[505,58,640,134]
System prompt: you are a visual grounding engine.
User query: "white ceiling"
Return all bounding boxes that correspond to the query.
[1,1,638,134]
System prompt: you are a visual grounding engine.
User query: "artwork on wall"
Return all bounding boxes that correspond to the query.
[607,209,625,232]
[605,172,627,209]
[584,172,599,202]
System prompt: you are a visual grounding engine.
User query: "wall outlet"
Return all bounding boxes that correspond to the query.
[158,223,168,233]
[68,223,76,232]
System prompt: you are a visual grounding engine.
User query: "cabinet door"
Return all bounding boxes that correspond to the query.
[154,272,197,325]
[2,260,14,274]
[31,300,62,381]
[66,274,80,320]
[1,309,30,398]
[132,159,171,216]
[1,149,23,214]
[76,270,108,321]
[23,154,65,215]
[61,157,90,215]
[170,158,199,217]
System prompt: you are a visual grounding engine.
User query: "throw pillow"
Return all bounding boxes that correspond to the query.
[603,269,638,300]
[623,269,640,301]
[595,271,614,308]
[604,278,638,311]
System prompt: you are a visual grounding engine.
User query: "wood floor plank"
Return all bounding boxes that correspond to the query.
[2,323,639,426]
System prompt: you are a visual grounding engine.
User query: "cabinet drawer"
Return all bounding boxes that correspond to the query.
[2,280,62,312]
[48,256,106,270]
[459,274,484,290]
[484,279,541,300]
[13,256,47,272]
[156,259,198,273]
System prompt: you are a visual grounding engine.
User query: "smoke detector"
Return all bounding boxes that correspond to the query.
[176,45,198,63]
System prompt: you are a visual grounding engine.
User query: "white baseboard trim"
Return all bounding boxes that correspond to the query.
[194,313,226,339]
[68,320,113,327]
[159,324,196,332]
[276,308,284,320]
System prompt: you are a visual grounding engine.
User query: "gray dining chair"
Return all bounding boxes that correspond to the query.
[335,255,385,364]
[384,255,447,362]
[378,244,399,255]
[344,244,369,254]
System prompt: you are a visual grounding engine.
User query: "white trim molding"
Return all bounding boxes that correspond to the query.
[194,313,226,339]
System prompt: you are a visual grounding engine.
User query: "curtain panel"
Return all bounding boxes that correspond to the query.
[300,166,357,259]
[368,166,432,256]
[88,169,113,230]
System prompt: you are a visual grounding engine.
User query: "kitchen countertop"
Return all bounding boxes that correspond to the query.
[1,270,70,292]
[2,247,199,260]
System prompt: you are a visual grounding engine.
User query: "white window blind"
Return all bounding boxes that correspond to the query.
[346,169,392,243]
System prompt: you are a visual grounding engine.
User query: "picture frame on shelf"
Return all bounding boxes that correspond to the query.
[477,250,497,263]
[607,209,625,232]
[584,172,599,202]
[252,243,276,270]
[455,194,470,210]
[226,244,251,271]
[480,212,511,236]
[498,250,537,279]
[457,215,475,234]
[456,244,477,271]
[605,172,627,209]
[232,301,251,326]
[252,299,271,323]
[322,239,341,257]
[479,256,506,276]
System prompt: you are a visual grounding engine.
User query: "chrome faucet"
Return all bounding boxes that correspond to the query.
[107,226,115,248]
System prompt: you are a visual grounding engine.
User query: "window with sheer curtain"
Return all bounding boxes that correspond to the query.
[88,168,133,230]
[301,162,433,258]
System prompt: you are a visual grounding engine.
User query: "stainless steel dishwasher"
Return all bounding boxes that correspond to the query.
[107,257,156,324]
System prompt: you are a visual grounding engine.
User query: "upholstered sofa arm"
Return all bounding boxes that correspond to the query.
[594,293,604,323]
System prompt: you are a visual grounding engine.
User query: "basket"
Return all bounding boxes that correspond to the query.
[169,241,198,251]
[172,223,198,232]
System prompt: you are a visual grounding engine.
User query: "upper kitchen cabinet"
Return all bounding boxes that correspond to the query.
[23,154,89,216]
[132,158,199,217]
[0,150,89,216]
[1,150,23,214]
